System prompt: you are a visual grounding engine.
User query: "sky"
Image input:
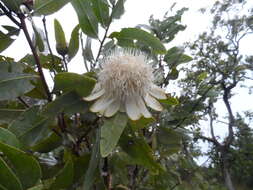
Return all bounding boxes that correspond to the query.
[1,0,253,164]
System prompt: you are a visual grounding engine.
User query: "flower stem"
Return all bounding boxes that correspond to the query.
[19,14,52,102]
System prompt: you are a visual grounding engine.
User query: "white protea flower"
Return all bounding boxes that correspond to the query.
[84,49,167,120]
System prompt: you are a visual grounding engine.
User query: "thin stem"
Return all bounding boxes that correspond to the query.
[19,14,52,102]
[18,97,30,108]
[62,56,68,72]
[94,14,113,68]
[0,3,21,27]
[42,16,56,76]
[208,105,219,145]
[102,157,111,190]
[80,33,90,72]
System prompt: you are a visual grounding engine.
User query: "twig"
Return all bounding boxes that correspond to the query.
[102,157,112,190]
[18,97,30,108]
[94,14,113,68]
[19,14,52,102]
[42,16,56,76]
[62,55,68,72]
[0,3,21,27]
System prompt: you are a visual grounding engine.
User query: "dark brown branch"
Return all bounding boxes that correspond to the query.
[0,2,21,27]
[94,14,113,68]
[19,14,52,102]
[102,157,112,190]
[198,135,220,146]
[18,97,30,108]
[221,83,236,147]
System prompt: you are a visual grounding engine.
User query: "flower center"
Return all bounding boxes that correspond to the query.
[99,54,153,99]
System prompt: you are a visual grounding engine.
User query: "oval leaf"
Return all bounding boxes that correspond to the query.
[49,152,74,190]
[34,0,72,16]
[0,128,20,148]
[100,113,128,157]
[0,72,37,101]
[68,25,80,60]
[0,157,23,190]
[53,72,96,97]
[109,28,166,54]
[71,0,98,38]
[0,142,42,189]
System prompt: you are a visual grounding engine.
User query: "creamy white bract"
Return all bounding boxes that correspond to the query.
[84,49,166,120]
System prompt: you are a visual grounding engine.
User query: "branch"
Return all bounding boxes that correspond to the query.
[198,134,220,146]
[208,105,219,145]
[94,14,113,68]
[19,14,52,102]
[221,82,235,147]
[18,97,30,108]
[102,157,112,190]
[0,2,21,27]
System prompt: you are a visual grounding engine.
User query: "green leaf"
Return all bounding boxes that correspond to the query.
[0,31,14,53]
[159,96,179,107]
[92,0,110,27]
[0,61,25,73]
[0,157,23,190]
[72,154,90,183]
[8,106,51,147]
[0,109,23,125]
[83,37,94,62]
[53,72,96,97]
[42,91,89,118]
[2,25,20,36]
[0,72,37,101]
[166,67,179,80]
[20,54,63,72]
[83,129,101,190]
[164,47,193,67]
[110,28,166,54]
[49,152,74,190]
[31,132,62,153]
[32,25,45,52]
[72,0,99,38]
[0,128,21,148]
[34,0,72,16]
[68,25,80,61]
[100,113,128,157]
[157,127,182,156]
[129,117,155,131]
[0,142,42,189]
[119,133,162,174]
[111,0,125,19]
[54,19,68,56]
[25,80,48,99]
[27,184,44,190]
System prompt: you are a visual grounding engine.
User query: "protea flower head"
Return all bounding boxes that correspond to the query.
[84,49,166,120]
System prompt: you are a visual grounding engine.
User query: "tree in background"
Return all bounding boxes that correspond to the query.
[182,1,253,190]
